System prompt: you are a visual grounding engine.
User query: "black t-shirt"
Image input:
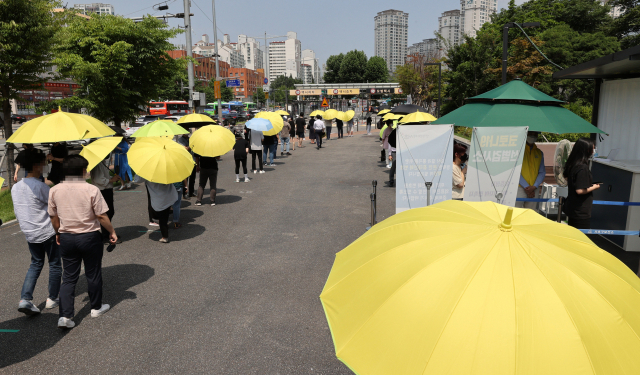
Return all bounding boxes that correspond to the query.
[263,135,277,146]
[563,163,593,219]
[233,138,248,159]
[295,118,306,132]
[196,154,218,170]
[367,117,372,125]
[48,143,68,183]
[336,119,343,127]
[15,149,27,166]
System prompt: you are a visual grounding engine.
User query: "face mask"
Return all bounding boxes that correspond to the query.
[527,135,537,144]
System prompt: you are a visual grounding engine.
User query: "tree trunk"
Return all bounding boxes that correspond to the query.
[2,89,15,189]
[113,117,121,128]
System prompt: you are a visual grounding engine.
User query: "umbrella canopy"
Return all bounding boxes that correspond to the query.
[131,120,190,138]
[309,110,324,117]
[344,110,355,121]
[189,125,236,157]
[399,111,437,124]
[255,112,284,136]
[389,104,429,115]
[275,110,289,116]
[80,136,123,172]
[7,108,115,144]
[323,109,339,120]
[468,79,563,103]
[320,200,640,375]
[128,137,194,184]
[377,109,391,116]
[335,111,349,122]
[245,117,273,132]
[176,113,217,128]
[382,113,403,121]
[108,126,127,136]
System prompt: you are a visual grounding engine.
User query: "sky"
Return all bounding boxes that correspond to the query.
[108,0,524,68]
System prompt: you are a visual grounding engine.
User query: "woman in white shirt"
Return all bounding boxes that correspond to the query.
[452,143,468,200]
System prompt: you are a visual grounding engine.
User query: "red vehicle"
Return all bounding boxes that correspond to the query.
[148,101,191,116]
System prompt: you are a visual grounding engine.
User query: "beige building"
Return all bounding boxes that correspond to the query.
[374,9,409,73]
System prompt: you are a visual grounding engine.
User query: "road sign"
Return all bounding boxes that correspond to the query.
[295,90,301,95]
[213,81,221,99]
[321,97,329,107]
[264,78,268,84]
[226,79,241,87]
[265,93,269,99]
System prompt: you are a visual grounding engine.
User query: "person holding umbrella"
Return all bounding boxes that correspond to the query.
[280,118,292,156]
[114,138,133,191]
[250,128,265,174]
[233,131,250,182]
[90,154,121,244]
[336,117,344,139]
[516,131,546,209]
[288,116,296,152]
[308,116,316,145]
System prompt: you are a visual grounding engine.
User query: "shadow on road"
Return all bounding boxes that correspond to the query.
[215,195,242,205]
[0,264,154,369]
[114,225,149,242]
[148,224,206,242]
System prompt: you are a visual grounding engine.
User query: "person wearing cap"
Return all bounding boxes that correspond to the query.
[516,131,546,209]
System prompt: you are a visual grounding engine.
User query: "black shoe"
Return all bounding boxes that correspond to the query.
[286,152,292,155]
[281,152,284,156]
[388,181,395,187]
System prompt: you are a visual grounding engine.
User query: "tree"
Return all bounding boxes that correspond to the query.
[54,14,184,127]
[270,75,302,105]
[220,80,234,102]
[395,54,444,113]
[157,69,189,102]
[323,53,344,83]
[253,88,265,106]
[338,50,368,83]
[0,0,63,188]
[485,37,553,89]
[609,0,640,48]
[364,56,389,83]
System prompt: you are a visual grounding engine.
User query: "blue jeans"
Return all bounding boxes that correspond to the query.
[173,187,182,222]
[326,125,332,139]
[21,235,62,301]
[263,144,276,164]
[281,137,290,153]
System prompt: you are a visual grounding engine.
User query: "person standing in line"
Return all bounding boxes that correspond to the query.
[308,116,316,145]
[171,178,186,229]
[12,149,61,316]
[366,116,372,135]
[382,120,394,168]
[324,117,333,140]
[13,143,36,182]
[313,115,326,149]
[452,143,468,199]
[562,138,600,229]
[288,116,296,151]
[134,174,177,242]
[90,154,122,244]
[175,132,195,199]
[515,131,545,209]
[346,117,354,137]
[263,133,278,166]
[114,138,133,191]
[194,152,219,206]
[249,128,265,174]
[46,142,68,185]
[336,117,344,139]
[233,132,250,182]
[48,155,117,329]
[296,113,306,148]
[388,130,397,187]
[280,119,292,156]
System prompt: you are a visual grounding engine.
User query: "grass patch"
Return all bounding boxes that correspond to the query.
[0,189,15,223]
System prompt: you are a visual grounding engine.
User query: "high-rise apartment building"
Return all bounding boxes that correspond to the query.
[268,31,301,82]
[600,0,623,17]
[301,49,320,84]
[439,10,461,51]
[407,38,440,59]
[460,0,497,38]
[237,35,264,70]
[374,9,409,73]
[73,3,114,15]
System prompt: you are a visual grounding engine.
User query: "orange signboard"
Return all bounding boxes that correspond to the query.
[213,81,221,99]
[321,98,329,107]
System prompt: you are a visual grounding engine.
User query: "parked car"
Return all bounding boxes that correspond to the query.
[125,115,167,136]
[11,114,26,124]
[236,111,250,121]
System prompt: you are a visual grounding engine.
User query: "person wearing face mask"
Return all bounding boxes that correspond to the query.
[452,143,468,200]
[562,138,600,229]
[515,131,546,209]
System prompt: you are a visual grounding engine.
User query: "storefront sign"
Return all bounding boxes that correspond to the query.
[360,88,402,95]
[396,124,454,213]
[464,126,528,206]
[289,89,321,96]
[326,88,359,95]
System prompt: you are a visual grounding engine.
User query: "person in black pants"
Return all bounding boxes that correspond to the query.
[336,118,344,139]
[234,132,249,182]
[296,113,306,148]
[195,153,219,206]
[562,138,601,229]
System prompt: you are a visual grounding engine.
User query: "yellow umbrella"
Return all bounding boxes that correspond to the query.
[128,137,194,184]
[323,109,339,120]
[382,113,403,121]
[7,108,115,143]
[80,136,123,172]
[309,110,324,117]
[377,109,391,116]
[189,125,236,157]
[177,113,217,127]
[398,111,437,124]
[0,176,4,190]
[321,200,640,375]
[255,112,284,136]
[131,120,189,138]
[275,110,289,116]
[334,111,349,122]
[344,110,355,121]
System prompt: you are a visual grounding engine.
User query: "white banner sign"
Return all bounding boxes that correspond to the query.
[396,124,454,213]
[464,126,528,206]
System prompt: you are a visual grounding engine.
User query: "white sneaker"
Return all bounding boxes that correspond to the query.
[387,165,392,169]
[91,304,110,318]
[259,170,265,174]
[45,298,59,309]
[126,182,132,189]
[244,177,250,182]
[18,300,40,315]
[253,170,257,174]
[58,317,75,329]
[235,178,240,183]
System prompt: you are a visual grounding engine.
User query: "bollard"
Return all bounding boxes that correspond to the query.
[557,196,565,223]
[425,182,433,206]
[372,180,378,224]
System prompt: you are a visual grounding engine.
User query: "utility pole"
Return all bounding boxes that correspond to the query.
[182,0,195,112]
[265,32,269,110]
[212,0,222,124]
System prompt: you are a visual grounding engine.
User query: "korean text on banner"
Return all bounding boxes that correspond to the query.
[396,124,454,213]
[464,126,528,206]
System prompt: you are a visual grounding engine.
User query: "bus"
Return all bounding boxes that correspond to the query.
[204,101,245,116]
[149,101,191,116]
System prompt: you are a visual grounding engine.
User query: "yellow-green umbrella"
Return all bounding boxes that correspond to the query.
[255,112,284,136]
[80,136,123,172]
[323,109,339,120]
[382,113,403,121]
[344,110,355,121]
[321,200,640,375]
[177,113,217,127]
[128,137,194,184]
[189,125,236,157]
[275,110,289,116]
[377,109,391,116]
[398,111,437,124]
[7,108,115,143]
[131,120,190,138]
[310,110,324,117]
[379,123,396,138]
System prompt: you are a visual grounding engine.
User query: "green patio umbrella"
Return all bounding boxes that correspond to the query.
[432,80,606,134]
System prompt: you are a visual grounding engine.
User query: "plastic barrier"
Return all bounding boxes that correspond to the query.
[579,229,640,236]
[516,198,640,206]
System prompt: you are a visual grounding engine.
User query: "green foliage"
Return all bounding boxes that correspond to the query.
[220,80,234,102]
[53,14,184,126]
[253,88,265,105]
[323,53,344,83]
[270,75,302,104]
[0,189,15,223]
[157,68,189,102]
[338,50,368,83]
[364,56,389,83]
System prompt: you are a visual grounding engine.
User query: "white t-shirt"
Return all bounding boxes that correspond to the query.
[452,163,464,199]
[314,120,325,131]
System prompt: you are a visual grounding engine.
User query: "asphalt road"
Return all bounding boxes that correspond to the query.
[0,132,396,374]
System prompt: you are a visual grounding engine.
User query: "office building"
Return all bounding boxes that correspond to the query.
[73,3,114,15]
[268,31,301,82]
[460,0,497,38]
[374,9,409,73]
[301,49,320,84]
[167,50,230,82]
[439,10,461,51]
[228,67,265,101]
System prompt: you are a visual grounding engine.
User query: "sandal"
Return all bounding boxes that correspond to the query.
[174,223,182,229]
[159,238,169,243]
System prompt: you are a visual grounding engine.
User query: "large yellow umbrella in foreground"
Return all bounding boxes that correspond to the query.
[80,136,123,172]
[255,112,284,136]
[7,108,115,143]
[323,109,339,120]
[398,111,437,124]
[131,120,189,138]
[189,125,235,157]
[321,200,640,375]
[128,137,194,184]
